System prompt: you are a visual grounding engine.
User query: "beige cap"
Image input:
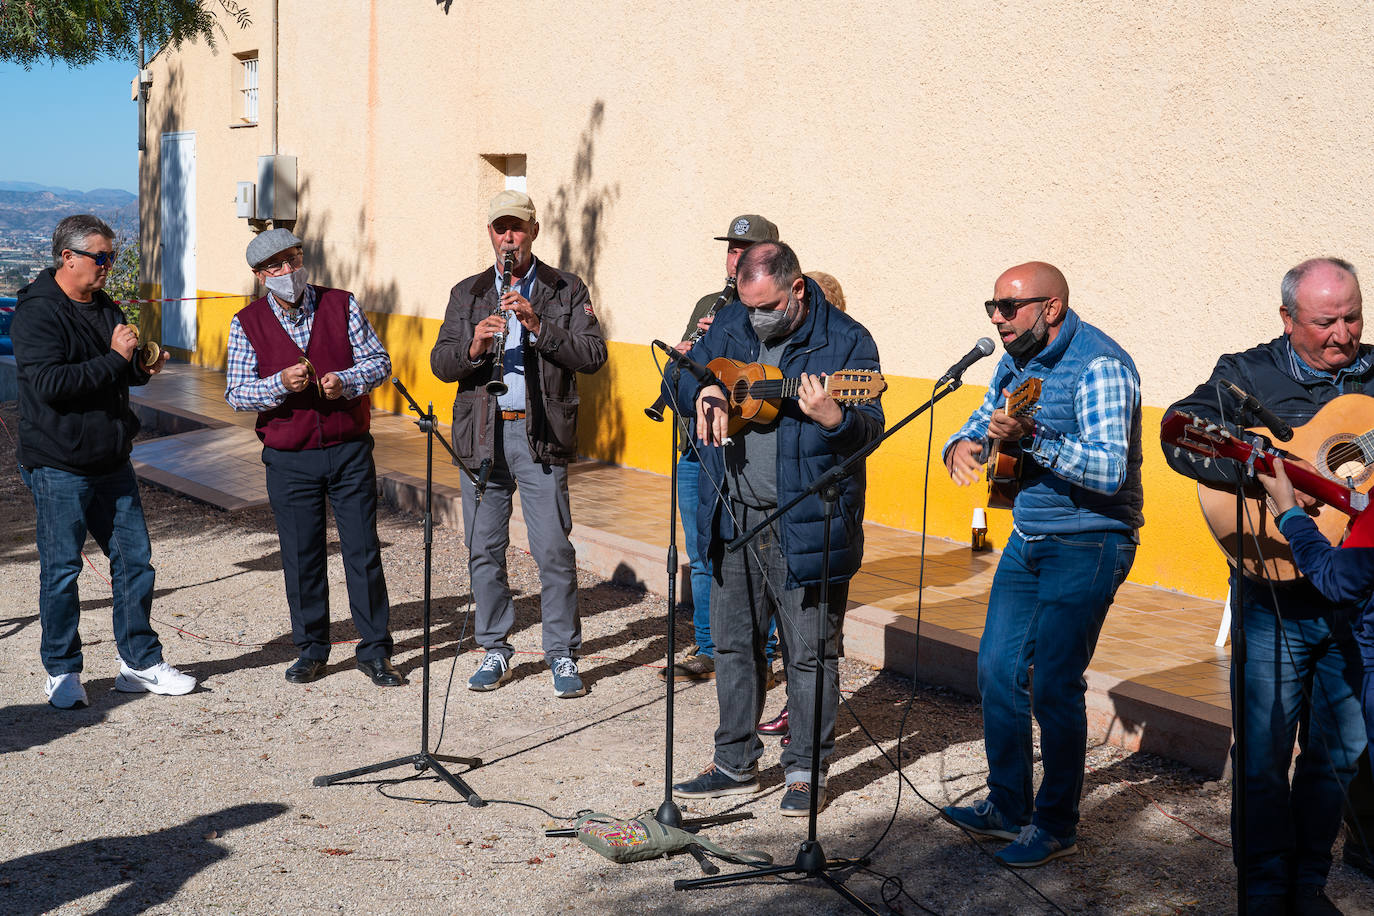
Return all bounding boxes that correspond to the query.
[488,189,536,224]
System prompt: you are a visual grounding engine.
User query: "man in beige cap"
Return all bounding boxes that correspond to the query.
[431,190,606,698]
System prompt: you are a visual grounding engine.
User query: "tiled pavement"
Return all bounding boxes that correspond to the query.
[113,360,1233,774]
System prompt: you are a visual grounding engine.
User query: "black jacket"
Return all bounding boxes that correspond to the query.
[12,268,151,474]
[430,259,606,466]
[1163,335,1374,488]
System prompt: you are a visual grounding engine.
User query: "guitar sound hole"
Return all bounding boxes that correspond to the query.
[731,380,750,403]
[1325,439,1367,481]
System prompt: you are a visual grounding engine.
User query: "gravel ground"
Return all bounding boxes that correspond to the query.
[0,404,1371,915]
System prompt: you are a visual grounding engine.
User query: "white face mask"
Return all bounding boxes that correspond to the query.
[265,266,309,304]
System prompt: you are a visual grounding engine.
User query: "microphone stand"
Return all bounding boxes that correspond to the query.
[313,377,486,806]
[676,371,970,914]
[1228,426,1268,914]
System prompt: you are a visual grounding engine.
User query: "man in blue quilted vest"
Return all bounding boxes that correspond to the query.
[940,261,1144,867]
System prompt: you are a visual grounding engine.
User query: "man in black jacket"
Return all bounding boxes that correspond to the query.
[13,215,196,709]
[1164,257,1369,914]
[430,190,606,699]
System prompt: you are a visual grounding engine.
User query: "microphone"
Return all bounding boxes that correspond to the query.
[474,458,494,499]
[939,337,997,385]
[651,339,718,388]
[1222,380,1293,442]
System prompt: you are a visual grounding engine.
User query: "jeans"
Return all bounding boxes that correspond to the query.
[1231,578,1365,896]
[262,437,392,662]
[676,452,714,656]
[977,529,1136,838]
[710,503,846,785]
[22,462,163,675]
[460,417,580,664]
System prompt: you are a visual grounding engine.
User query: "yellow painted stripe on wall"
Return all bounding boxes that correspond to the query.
[147,295,1230,602]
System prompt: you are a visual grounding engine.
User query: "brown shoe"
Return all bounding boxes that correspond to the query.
[660,648,715,682]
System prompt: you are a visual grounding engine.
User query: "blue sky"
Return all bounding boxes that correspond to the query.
[0,59,140,193]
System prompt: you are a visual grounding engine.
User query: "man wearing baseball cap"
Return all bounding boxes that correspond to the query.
[225,227,402,687]
[663,213,780,687]
[431,190,606,698]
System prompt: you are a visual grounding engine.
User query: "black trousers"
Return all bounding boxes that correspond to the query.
[262,436,392,662]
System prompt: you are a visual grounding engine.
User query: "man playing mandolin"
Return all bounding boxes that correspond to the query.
[668,240,884,816]
[1163,257,1373,913]
[940,261,1144,868]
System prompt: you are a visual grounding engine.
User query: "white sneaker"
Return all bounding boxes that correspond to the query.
[115,660,196,695]
[45,673,89,709]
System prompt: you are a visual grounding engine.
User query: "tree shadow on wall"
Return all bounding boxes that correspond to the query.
[542,101,628,464]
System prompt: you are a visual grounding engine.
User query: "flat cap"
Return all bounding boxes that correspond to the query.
[245,228,303,268]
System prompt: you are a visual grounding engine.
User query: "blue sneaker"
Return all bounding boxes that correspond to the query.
[940,799,1022,841]
[780,781,825,816]
[995,825,1078,868]
[551,656,586,698]
[468,651,511,691]
[672,763,760,798]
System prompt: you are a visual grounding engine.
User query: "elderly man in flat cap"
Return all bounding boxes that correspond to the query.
[225,228,401,687]
[431,190,606,699]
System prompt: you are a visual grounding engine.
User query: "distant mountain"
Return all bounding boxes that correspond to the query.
[0,185,137,237]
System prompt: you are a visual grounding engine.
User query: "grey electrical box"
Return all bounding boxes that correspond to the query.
[255,155,297,221]
[235,181,256,218]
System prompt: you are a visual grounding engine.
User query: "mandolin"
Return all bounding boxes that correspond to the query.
[1162,406,1373,580]
[986,377,1043,509]
[706,357,886,436]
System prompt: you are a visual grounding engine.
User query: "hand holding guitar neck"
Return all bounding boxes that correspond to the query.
[1256,456,1299,517]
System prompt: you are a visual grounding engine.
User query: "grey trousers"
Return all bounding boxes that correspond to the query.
[459,417,580,664]
[710,503,846,786]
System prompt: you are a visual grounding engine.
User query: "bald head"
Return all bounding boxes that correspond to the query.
[994,261,1069,307]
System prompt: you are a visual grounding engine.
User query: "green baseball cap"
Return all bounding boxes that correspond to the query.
[714,214,779,244]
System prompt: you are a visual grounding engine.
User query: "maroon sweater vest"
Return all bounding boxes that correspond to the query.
[236,286,371,451]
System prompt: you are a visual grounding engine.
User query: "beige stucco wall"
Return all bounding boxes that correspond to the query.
[139,1,1374,600]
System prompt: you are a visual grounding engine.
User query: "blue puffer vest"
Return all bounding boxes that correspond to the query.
[987,309,1144,535]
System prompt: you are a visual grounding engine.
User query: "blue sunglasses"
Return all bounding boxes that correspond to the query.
[70,248,115,267]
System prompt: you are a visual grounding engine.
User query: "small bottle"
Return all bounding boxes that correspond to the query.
[971,507,989,552]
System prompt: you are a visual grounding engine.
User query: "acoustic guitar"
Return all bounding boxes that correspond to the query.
[705,357,886,437]
[1162,400,1374,580]
[986,377,1043,510]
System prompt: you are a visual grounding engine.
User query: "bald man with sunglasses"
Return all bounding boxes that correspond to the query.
[940,261,1144,868]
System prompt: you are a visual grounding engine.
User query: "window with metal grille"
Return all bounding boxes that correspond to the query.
[241,57,259,123]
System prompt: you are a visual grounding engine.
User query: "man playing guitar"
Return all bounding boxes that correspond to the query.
[1163,258,1374,913]
[940,262,1144,868]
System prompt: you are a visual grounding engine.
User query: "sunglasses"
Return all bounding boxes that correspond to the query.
[984,296,1051,320]
[70,248,115,267]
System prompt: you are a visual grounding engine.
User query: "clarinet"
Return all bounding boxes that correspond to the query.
[644,276,737,422]
[485,249,517,396]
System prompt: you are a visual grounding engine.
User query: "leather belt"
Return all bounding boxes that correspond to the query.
[499,409,526,421]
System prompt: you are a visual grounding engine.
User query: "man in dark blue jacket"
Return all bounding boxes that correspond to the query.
[13,215,196,709]
[1163,257,1370,914]
[668,241,883,816]
[941,262,1143,868]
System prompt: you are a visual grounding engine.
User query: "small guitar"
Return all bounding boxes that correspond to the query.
[986,377,1043,509]
[706,357,886,436]
[1162,409,1371,579]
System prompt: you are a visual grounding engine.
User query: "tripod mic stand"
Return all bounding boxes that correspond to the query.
[676,374,969,914]
[314,377,485,806]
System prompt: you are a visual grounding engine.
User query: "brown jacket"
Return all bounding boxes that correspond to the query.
[430,259,606,466]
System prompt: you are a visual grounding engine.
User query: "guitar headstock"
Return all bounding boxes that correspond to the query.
[823,370,887,403]
[1161,410,1241,461]
[1006,377,1042,418]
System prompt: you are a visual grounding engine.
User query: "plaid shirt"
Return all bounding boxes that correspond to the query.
[224,286,391,411]
[948,354,1139,496]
